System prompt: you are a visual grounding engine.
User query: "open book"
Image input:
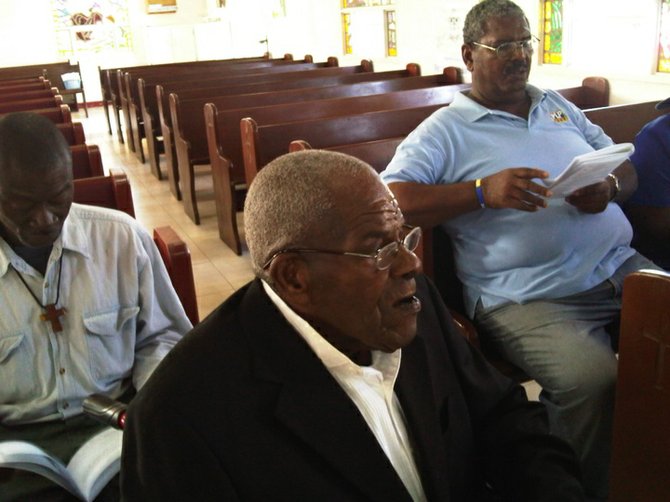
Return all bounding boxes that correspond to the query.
[0,426,122,501]
[543,143,635,198]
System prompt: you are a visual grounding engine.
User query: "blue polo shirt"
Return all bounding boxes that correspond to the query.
[382,85,635,316]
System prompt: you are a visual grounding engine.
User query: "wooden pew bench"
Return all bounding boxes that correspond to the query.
[98,56,283,137]
[557,76,610,109]
[141,59,375,177]
[584,100,665,143]
[204,83,468,253]
[165,67,454,201]
[164,63,420,203]
[57,121,86,145]
[0,85,58,101]
[0,62,88,117]
[210,105,440,256]
[0,105,71,124]
[120,56,327,156]
[71,144,104,179]
[0,95,63,114]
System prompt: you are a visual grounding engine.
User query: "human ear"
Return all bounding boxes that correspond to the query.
[462,44,474,72]
[267,254,311,308]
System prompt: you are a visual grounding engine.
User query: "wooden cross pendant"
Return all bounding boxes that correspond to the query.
[41,304,67,332]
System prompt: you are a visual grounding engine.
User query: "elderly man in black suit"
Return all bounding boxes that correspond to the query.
[121,150,585,501]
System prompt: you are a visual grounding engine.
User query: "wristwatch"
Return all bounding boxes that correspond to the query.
[607,173,621,201]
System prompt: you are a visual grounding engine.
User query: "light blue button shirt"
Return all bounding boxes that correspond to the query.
[382,85,635,316]
[0,204,192,425]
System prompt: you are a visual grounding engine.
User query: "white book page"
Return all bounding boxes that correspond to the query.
[67,427,123,501]
[0,441,84,499]
[0,427,122,502]
[544,143,634,198]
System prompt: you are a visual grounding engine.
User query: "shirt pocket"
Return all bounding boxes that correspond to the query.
[0,331,37,401]
[84,306,140,386]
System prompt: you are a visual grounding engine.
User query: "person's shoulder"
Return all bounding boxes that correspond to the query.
[69,203,142,228]
[129,281,258,413]
[68,203,150,238]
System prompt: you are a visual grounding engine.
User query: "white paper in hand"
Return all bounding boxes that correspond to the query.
[544,143,634,198]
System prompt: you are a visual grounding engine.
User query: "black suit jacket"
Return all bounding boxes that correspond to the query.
[121,276,584,501]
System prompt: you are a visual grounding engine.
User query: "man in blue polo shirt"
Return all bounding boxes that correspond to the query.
[381,1,658,500]
[624,97,670,269]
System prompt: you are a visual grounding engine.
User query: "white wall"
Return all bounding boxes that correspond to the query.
[1,0,668,104]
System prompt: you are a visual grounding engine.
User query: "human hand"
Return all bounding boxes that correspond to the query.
[481,168,552,211]
[565,179,612,213]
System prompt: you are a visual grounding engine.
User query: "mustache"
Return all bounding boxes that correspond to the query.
[503,61,529,75]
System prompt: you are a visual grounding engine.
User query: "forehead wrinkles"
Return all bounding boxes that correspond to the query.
[344,193,404,235]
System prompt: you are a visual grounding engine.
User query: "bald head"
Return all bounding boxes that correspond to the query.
[244,150,382,280]
[0,113,73,248]
[0,112,72,183]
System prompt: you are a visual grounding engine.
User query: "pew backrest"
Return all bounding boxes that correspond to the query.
[71,144,104,179]
[584,100,666,144]
[0,95,63,113]
[241,104,445,185]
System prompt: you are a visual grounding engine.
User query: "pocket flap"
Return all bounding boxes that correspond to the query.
[84,306,140,336]
[0,333,25,364]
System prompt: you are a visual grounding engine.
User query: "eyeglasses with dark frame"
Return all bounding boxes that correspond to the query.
[471,35,540,59]
[262,225,422,271]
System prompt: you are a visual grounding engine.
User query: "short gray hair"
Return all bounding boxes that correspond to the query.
[463,0,526,44]
[244,150,377,281]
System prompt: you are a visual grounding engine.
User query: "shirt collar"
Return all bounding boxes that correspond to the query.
[261,280,401,383]
[453,84,547,122]
[0,204,91,277]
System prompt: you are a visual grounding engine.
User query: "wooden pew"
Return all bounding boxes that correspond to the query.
[0,88,58,101]
[72,170,199,325]
[0,95,63,114]
[99,54,284,143]
[0,77,46,87]
[164,66,449,201]
[124,57,332,161]
[204,83,468,252]
[558,76,610,109]
[0,105,71,124]
[0,61,87,116]
[584,100,665,143]
[609,269,670,502]
[57,121,86,145]
[207,105,437,255]
[164,62,418,199]
[119,56,318,154]
[140,58,356,177]
[71,144,104,179]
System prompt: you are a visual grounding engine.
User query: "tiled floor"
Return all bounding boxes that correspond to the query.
[78,106,255,322]
[77,105,542,399]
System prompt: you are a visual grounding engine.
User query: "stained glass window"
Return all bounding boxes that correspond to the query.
[542,0,563,65]
[385,10,397,57]
[52,0,132,56]
[342,13,353,55]
[659,0,670,73]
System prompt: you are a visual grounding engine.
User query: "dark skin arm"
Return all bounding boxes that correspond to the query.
[565,159,638,213]
[388,167,551,228]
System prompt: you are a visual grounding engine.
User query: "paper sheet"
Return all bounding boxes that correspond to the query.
[544,143,634,198]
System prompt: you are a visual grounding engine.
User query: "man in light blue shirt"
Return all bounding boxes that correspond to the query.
[0,112,191,500]
[381,1,657,499]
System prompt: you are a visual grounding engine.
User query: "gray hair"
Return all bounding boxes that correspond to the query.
[463,0,526,44]
[0,112,71,180]
[244,149,378,281]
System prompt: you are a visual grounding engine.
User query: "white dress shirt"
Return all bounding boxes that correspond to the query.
[0,204,192,425]
[263,281,427,502]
